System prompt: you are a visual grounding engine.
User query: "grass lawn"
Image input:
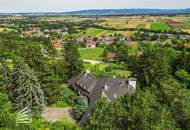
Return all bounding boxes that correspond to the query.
[79,48,104,60]
[84,63,108,70]
[110,69,132,78]
[150,22,171,31]
[84,63,133,78]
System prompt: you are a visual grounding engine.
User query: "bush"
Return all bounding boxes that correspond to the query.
[0,92,9,108]
[0,92,15,129]
[54,85,77,107]
[175,69,190,87]
[60,86,77,106]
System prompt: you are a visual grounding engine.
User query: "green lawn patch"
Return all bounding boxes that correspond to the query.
[150,22,171,31]
[79,48,104,60]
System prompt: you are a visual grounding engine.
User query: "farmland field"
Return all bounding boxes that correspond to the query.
[79,47,104,60]
[185,23,190,29]
[150,22,171,31]
[81,27,136,36]
[96,16,190,32]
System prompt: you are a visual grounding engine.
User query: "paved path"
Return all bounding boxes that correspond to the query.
[42,107,74,122]
[83,59,105,65]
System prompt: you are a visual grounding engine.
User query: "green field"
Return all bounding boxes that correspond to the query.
[82,28,105,36]
[150,22,171,31]
[79,48,104,60]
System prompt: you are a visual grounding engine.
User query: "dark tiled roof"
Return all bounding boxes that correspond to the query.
[69,73,135,102]
[68,73,136,126]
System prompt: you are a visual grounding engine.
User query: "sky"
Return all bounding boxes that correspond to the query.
[0,0,190,13]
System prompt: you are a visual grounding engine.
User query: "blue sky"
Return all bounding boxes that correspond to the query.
[0,0,189,13]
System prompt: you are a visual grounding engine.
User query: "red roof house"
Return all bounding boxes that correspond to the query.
[107,52,117,60]
[126,34,136,39]
[54,39,62,49]
[85,41,97,48]
[127,42,138,46]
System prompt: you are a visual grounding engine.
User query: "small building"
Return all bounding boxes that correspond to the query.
[126,34,136,39]
[127,42,138,46]
[85,41,97,48]
[69,73,137,126]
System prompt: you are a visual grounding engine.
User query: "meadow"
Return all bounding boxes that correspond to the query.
[79,47,104,60]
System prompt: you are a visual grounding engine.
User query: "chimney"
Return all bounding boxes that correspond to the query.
[84,70,90,77]
[86,70,90,74]
[104,85,109,91]
[128,78,137,90]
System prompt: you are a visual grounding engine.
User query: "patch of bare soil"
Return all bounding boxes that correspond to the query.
[42,107,74,122]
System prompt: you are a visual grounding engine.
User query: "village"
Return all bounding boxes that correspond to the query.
[0,14,190,130]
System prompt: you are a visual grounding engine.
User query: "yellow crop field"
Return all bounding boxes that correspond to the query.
[182,29,190,33]
[99,16,158,29]
[99,17,130,28]
[0,28,14,32]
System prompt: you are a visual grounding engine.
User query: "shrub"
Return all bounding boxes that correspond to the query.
[0,92,9,108]
[73,96,88,119]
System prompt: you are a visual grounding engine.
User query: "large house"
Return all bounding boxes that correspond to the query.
[99,36,114,44]
[69,73,136,126]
